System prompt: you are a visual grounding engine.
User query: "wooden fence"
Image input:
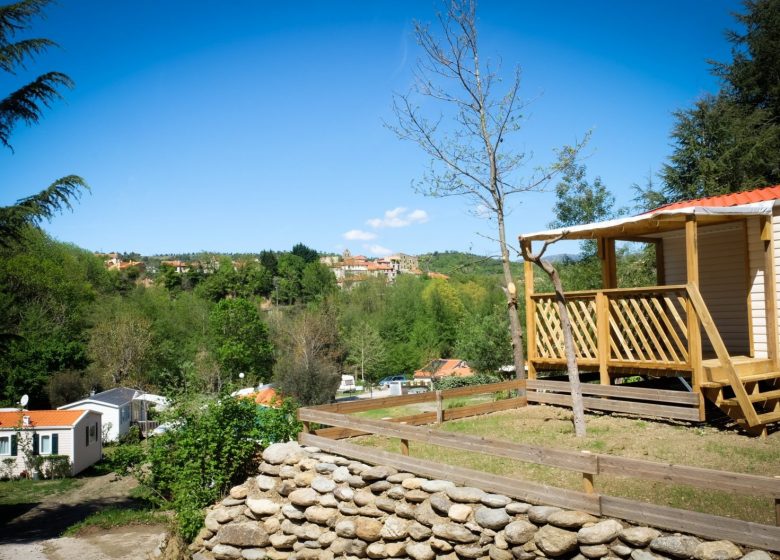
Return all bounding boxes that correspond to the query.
[526,379,701,421]
[299,381,780,550]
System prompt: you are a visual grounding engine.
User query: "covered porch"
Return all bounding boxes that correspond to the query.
[519,197,780,430]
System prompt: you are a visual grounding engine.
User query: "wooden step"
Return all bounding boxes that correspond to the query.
[700,370,780,389]
[702,357,775,383]
[721,389,780,407]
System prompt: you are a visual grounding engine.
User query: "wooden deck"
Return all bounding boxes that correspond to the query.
[527,284,780,431]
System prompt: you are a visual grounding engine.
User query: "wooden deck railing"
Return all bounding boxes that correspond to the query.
[531,285,691,371]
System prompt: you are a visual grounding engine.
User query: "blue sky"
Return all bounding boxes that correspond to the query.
[0,1,743,257]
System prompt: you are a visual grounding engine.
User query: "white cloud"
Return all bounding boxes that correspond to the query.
[367,207,429,229]
[366,244,394,257]
[343,229,377,241]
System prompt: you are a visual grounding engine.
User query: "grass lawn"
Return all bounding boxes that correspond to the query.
[0,477,82,505]
[353,404,780,524]
[64,507,170,536]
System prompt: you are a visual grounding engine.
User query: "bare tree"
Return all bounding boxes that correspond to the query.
[521,238,586,436]
[389,0,583,385]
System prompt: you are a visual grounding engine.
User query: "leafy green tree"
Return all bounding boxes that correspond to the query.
[208,298,273,386]
[301,261,337,302]
[0,0,88,247]
[422,278,465,357]
[550,162,619,256]
[0,229,110,406]
[158,264,182,294]
[276,253,305,304]
[259,250,278,276]
[291,242,319,264]
[663,0,780,200]
[456,307,513,373]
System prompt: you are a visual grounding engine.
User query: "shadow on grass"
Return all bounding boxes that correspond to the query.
[0,467,152,545]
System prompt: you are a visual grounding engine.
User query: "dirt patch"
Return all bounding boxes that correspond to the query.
[0,472,170,560]
[0,525,167,560]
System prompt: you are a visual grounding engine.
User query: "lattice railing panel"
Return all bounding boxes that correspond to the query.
[607,291,689,366]
[534,296,597,361]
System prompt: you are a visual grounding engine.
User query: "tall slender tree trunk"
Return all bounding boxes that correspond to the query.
[497,213,526,390]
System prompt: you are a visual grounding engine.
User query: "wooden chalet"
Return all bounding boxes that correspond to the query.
[520,185,780,433]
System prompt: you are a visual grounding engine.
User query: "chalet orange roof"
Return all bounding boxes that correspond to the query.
[650,184,780,214]
[414,359,472,379]
[0,410,86,428]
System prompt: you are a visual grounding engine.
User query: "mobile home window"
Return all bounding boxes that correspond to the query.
[40,435,51,454]
[0,436,9,455]
[89,424,97,443]
[120,405,130,424]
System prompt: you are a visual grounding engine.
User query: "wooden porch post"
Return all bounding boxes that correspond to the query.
[599,238,617,289]
[596,292,609,385]
[760,216,780,369]
[524,257,537,380]
[685,216,705,421]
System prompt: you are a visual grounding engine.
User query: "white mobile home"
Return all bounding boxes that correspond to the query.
[58,387,144,442]
[0,409,102,477]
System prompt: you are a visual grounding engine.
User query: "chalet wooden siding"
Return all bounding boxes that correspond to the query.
[774,208,780,359]
[747,216,767,358]
[659,222,750,357]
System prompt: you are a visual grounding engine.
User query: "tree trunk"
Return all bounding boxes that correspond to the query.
[497,213,526,391]
[540,260,586,437]
[520,240,586,437]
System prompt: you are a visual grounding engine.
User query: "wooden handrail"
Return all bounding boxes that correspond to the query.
[686,283,760,426]
[531,284,688,299]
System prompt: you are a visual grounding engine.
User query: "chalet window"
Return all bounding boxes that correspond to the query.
[0,436,9,455]
[89,423,97,444]
[120,405,130,424]
[40,435,51,455]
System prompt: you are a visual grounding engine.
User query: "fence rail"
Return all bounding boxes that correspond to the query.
[298,379,780,550]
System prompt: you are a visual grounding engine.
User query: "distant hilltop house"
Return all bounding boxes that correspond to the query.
[322,250,424,288]
[414,359,473,382]
[58,387,168,442]
[95,252,145,272]
[160,260,189,274]
[0,409,103,477]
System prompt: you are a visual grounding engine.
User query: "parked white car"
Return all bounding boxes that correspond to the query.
[338,375,363,393]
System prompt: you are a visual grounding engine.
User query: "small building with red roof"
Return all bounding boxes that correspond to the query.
[414,359,473,382]
[0,409,103,477]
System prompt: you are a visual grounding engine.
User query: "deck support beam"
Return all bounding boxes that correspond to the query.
[685,216,706,421]
[524,258,537,380]
[599,238,617,289]
[761,216,780,370]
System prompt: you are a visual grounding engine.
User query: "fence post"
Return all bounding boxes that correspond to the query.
[436,391,443,424]
[302,421,311,434]
[401,439,409,456]
[581,451,595,494]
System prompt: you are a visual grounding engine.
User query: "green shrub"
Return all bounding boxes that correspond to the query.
[445,398,468,409]
[433,373,499,390]
[44,455,71,479]
[103,443,146,474]
[142,396,301,541]
[118,425,142,445]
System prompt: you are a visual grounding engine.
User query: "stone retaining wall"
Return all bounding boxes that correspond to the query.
[188,442,773,560]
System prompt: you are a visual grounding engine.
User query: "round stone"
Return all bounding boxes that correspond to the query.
[311,476,337,494]
[432,522,479,544]
[262,442,301,465]
[289,488,319,507]
[534,525,578,557]
[421,479,456,493]
[527,505,563,525]
[407,542,435,560]
[355,517,384,542]
[547,510,598,529]
[445,486,487,504]
[256,475,277,491]
[578,519,624,545]
[448,504,472,523]
[480,494,512,508]
[246,498,280,517]
[474,506,511,530]
[503,520,538,545]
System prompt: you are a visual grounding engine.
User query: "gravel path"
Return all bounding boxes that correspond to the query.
[0,473,169,559]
